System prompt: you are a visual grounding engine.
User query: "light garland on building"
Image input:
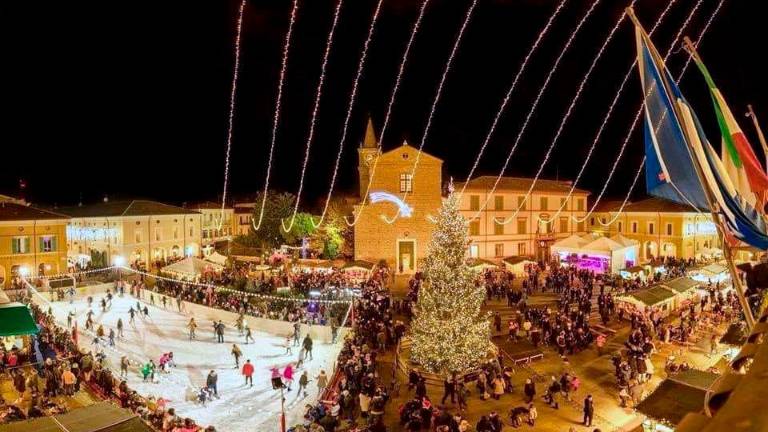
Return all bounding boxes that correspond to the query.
[26,266,118,281]
[344,0,432,227]
[468,0,602,221]
[311,0,385,229]
[494,0,636,226]
[253,0,300,231]
[459,0,568,198]
[573,0,713,225]
[385,0,479,224]
[532,0,677,225]
[218,0,247,232]
[282,0,346,233]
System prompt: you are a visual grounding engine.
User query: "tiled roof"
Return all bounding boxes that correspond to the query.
[597,197,700,213]
[57,200,199,218]
[0,202,70,221]
[188,201,231,210]
[456,176,590,195]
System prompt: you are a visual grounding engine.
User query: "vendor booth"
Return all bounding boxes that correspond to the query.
[160,256,223,280]
[690,263,729,284]
[467,258,499,272]
[341,260,376,283]
[636,369,719,431]
[616,285,678,315]
[293,259,335,273]
[204,251,228,266]
[502,256,536,276]
[660,277,701,309]
[552,234,639,274]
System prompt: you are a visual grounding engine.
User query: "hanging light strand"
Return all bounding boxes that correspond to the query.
[344,0,432,227]
[592,0,725,227]
[312,0,386,229]
[534,0,676,224]
[253,0,300,231]
[282,0,346,233]
[459,0,569,198]
[468,0,602,221]
[573,0,710,224]
[382,0,479,224]
[218,0,247,231]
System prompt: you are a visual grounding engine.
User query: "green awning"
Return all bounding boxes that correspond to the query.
[0,302,38,337]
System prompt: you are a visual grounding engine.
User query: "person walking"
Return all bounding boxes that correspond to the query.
[442,374,456,405]
[316,370,328,395]
[284,336,293,355]
[244,323,254,344]
[206,370,219,397]
[583,394,595,427]
[117,318,124,338]
[298,370,310,397]
[231,344,242,368]
[108,328,116,346]
[62,368,76,396]
[129,307,136,324]
[187,318,197,340]
[283,364,294,391]
[293,322,301,346]
[120,356,129,378]
[302,334,313,361]
[524,378,536,403]
[215,320,225,343]
[528,403,538,426]
[242,360,254,387]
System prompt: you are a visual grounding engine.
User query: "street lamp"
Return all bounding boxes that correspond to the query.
[113,256,126,281]
[18,266,30,277]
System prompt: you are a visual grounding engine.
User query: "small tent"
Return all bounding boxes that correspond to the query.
[161,256,223,280]
[636,369,719,427]
[552,234,639,274]
[503,256,536,276]
[467,258,499,272]
[205,251,228,266]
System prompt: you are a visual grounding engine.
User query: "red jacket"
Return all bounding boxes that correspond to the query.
[242,363,254,377]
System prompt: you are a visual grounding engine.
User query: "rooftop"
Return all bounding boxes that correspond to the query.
[0,201,69,222]
[57,200,199,218]
[596,197,700,213]
[456,176,590,195]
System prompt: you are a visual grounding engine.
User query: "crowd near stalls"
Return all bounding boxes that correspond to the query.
[0,302,216,431]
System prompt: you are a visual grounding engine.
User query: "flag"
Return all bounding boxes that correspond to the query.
[690,53,768,205]
[632,11,768,250]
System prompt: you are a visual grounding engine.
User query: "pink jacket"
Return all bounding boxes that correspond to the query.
[283,365,294,380]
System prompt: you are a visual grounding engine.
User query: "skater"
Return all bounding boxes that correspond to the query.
[271,367,284,389]
[244,323,254,344]
[187,318,197,340]
[298,370,310,397]
[206,370,219,397]
[87,295,93,308]
[293,322,301,346]
[67,311,74,328]
[128,307,136,324]
[215,320,225,343]
[236,313,244,335]
[231,344,242,368]
[284,336,293,355]
[117,318,124,338]
[100,298,107,312]
[120,356,129,377]
[283,364,295,391]
[85,315,94,331]
[141,361,154,382]
[316,370,328,395]
[176,294,184,312]
[242,359,254,387]
[150,293,155,305]
[302,334,313,361]
[108,328,115,346]
[296,348,306,369]
[143,306,149,318]
[161,296,167,309]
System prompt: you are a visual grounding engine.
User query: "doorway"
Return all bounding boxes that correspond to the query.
[397,240,416,274]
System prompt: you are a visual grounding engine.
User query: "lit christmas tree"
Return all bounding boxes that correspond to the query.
[409,180,492,374]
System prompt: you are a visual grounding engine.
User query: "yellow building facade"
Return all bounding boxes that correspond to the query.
[188,202,235,255]
[457,177,590,261]
[354,120,442,274]
[589,197,719,261]
[0,201,69,287]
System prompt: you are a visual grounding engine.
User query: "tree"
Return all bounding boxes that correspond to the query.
[281,212,316,246]
[409,183,492,374]
[239,191,296,251]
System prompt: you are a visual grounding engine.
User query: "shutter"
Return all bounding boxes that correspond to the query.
[12,239,18,254]
[40,237,45,252]
[52,236,58,251]
[24,238,31,253]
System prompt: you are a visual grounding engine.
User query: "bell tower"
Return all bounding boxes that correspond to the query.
[358,116,379,199]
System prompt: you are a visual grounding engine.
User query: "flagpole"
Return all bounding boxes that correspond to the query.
[745,104,768,171]
[627,8,756,329]
[676,34,756,329]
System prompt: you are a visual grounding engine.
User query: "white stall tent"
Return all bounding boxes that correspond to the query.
[160,256,223,280]
[552,234,640,274]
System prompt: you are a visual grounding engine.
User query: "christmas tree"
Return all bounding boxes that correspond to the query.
[409,181,492,374]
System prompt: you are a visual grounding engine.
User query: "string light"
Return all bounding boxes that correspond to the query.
[282,0,346,233]
[218,0,247,231]
[469,0,602,221]
[253,0,300,231]
[311,0,385,229]
[459,0,569,198]
[592,0,725,227]
[573,0,709,224]
[384,0,479,224]
[533,0,677,225]
[344,0,432,227]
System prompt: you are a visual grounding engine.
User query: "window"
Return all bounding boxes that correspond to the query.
[518,242,527,255]
[540,197,548,211]
[470,195,480,211]
[648,222,655,235]
[40,236,56,252]
[559,217,568,233]
[469,244,479,258]
[666,223,673,236]
[517,196,526,211]
[494,195,504,210]
[494,220,504,235]
[631,221,638,233]
[11,237,30,254]
[517,218,527,234]
[399,173,413,193]
[577,199,585,211]
[617,222,623,233]
[469,221,480,236]
[189,226,195,237]
[154,228,161,242]
[577,221,585,232]
[590,217,595,226]
[135,230,142,243]
[539,221,550,234]
[494,243,504,257]
[173,226,179,239]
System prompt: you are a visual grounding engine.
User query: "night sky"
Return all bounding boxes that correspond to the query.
[2,0,766,209]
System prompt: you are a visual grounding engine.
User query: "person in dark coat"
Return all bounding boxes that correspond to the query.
[583,394,595,427]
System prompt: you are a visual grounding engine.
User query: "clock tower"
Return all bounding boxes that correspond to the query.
[358,117,379,199]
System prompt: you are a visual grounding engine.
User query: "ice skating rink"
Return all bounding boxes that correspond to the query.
[47,293,342,432]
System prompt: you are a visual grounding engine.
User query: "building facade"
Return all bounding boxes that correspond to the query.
[187,202,235,255]
[0,201,69,287]
[588,197,720,261]
[457,177,591,261]
[59,200,202,268]
[354,120,443,274]
[233,202,255,237]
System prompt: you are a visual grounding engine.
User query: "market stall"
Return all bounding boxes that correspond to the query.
[204,251,228,266]
[636,369,719,431]
[502,256,536,276]
[660,277,701,310]
[467,257,499,272]
[690,263,729,284]
[616,285,678,316]
[341,260,376,283]
[160,256,224,281]
[552,234,639,274]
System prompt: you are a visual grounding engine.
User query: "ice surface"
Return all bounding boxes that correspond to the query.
[47,293,341,432]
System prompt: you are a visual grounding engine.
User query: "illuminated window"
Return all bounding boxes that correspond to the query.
[469,221,480,236]
[470,195,480,211]
[494,220,504,235]
[517,218,527,234]
[154,228,161,242]
[518,242,527,255]
[559,217,568,233]
[494,243,504,257]
[399,173,413,193]
[135,230,142,243]
[40,236,56,252]
[11,237,30,254]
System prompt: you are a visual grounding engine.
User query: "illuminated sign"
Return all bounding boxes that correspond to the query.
[369,191,413,218]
